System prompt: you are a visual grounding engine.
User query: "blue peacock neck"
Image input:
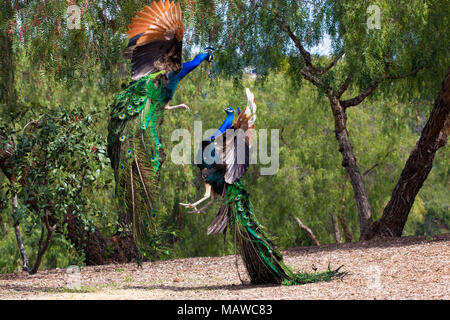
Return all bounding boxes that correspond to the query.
[167,53,210,99]
[209,111,235,141]
[178,53,209,80]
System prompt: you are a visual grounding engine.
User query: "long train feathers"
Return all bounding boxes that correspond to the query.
[204,89,345,284]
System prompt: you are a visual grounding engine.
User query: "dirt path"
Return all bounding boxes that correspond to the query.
[1,235,449,300]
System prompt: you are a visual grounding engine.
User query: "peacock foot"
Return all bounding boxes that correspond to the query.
[180,202,204,214]
[187,208,208,214]
[179,202,198,211]
[165,104,190,112]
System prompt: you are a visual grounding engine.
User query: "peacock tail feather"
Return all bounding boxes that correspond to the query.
[107,70,170,251]
[225,180,346,285]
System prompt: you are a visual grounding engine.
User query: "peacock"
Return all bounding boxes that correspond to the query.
[181,89,345,285]
[107,0,213,249]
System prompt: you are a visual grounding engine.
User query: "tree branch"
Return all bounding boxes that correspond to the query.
[341,66,424,109]
[300,68,322,87]
[336,74,353,98]
[293,216,320,246]
[340,77,383,109]
[274,13,315,71]
[362,150,393,177]
[317,50,345,75]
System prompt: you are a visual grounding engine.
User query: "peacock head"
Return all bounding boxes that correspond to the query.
[204,46,215,63]
[193,52,213,64]
[223,106,235,115]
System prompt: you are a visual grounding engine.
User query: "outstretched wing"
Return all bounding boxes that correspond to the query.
[125,1,185,80]
[214,88,257,184]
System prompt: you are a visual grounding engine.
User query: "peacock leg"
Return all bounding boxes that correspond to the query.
[180,183,211,211]
[188,191,215,214]
[164,103,190,112]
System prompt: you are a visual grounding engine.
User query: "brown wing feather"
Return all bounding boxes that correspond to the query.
[233,88,257,147]
[214,89,257,184]
[125,1,185,80]
[127,1,185,43]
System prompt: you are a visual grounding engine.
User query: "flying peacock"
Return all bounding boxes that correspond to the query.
[107,0,213,249]
[181,89,345,285]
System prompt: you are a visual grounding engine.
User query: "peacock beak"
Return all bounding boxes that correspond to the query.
[223,107,228,112]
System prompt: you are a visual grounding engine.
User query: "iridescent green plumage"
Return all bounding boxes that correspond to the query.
[107,70,169,250]
[108,2,213,258]
[225,180,345,285]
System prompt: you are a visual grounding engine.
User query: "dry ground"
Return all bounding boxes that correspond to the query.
[0,234,449,300]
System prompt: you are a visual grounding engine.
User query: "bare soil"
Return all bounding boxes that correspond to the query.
[0,234,449,300]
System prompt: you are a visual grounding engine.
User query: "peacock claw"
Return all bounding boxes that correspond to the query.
[165,104,190,112]
[187,209,207,214]
[179,202,197,210]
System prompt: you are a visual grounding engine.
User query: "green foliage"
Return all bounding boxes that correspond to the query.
[0,0,448,273]
[0,108,112,273]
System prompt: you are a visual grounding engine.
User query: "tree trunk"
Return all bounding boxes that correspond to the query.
[330,211,343,244]
[338,177,353,242]
[368,68,450,239]
[12,196,30,272]
[329,96,373,239]
[29,213,56,274]
[0,214,6,236]
[65,210,137,266]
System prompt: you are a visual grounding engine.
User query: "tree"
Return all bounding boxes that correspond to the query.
[0,0,149,271]
[188,0,449,239]
[371,68,450,237]
[0,0,224,269]
[0,0,448,273]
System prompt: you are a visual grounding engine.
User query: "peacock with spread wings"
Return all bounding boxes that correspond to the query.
[107,0,213,249]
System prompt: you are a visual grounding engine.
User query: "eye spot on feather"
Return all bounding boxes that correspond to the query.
[127,105,133,110]
[119,114,126,120]
[128,110,135,116]
[119,136,126,142]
